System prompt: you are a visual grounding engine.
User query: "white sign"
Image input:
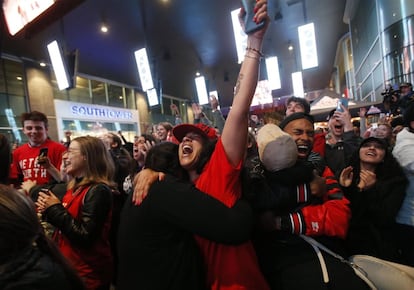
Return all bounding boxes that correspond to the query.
[54,100,139,121]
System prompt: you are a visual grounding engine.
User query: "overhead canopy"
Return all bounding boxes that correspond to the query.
[310,95,383,122]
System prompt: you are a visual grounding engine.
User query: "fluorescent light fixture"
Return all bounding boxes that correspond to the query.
[47,40,70,90]
[292,71,304,98]
[147,88,159,107]
[3,0,54,35]
[298,22,318,70]
[195,76,209,105]
[265,56,281,90]
[231,8,247,64]
[134,48,154,92]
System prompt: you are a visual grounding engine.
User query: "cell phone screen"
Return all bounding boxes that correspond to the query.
[39,148,48,158]
[336,98,349,112]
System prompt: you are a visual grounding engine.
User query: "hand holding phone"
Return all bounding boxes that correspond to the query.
[336,98,349,112]
[241,0,265,34]
[40,188,50,196]
[38,148,48,164]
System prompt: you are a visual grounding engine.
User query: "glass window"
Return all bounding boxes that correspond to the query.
[352,0,377,68]
[91,80,107,105]
[0,58,25,96]
[0,58,27,144]
[107,84,124,108]
[69,76,92,103]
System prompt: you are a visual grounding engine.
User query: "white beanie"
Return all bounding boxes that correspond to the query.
[256,124,298,172]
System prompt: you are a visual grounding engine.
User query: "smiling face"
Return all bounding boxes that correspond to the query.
[373,124,392,140]
[157,125,169,141]
[328,115,344,138]
[23,120,48,146]
[359,141,386,166]
[282,118,315,159]
[66,141,87,178]
[178,132,205,171]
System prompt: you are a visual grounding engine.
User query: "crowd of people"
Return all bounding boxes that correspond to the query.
[1,1,414,289]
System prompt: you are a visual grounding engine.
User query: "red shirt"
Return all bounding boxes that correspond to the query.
[10,139,66,185]
[195,139,270,290]
[57,186,113,289]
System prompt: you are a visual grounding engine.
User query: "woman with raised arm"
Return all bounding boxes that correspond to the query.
[130,2,271,289]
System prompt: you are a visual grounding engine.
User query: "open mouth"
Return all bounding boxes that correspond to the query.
[297,145,309,154]
[182,145,193,155]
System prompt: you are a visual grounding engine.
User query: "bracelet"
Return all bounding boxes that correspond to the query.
[244,54,261,62]
[246,47,264,57]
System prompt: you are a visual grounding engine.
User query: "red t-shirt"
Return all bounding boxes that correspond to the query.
[10,139,66,185]
[195,139,270,290]
[57,186,113,289]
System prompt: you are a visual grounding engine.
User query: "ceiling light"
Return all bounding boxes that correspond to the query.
[231,8,247,64]
[134,48,154,92]
[47,40,70,90]
[39,62,46,67]
[101,24,108,33]
[265,56,281,90]
[195,75,209,105]
[292,71,304,98]
[147,88,159,106]
[16,76,22,81]
[298,22,318,70]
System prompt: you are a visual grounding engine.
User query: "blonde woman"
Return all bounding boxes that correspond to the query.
[36,136,116,290]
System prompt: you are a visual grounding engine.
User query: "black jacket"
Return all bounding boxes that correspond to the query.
[44,183,112,247]
[0,247,74,290]
[117,174,253,290]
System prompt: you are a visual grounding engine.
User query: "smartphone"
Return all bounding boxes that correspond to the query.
[336,98,349,112]
[38,148,48,164]
[241,0,265,34]
[40,188,50,195]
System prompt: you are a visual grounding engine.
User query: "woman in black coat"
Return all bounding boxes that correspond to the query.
[339,137,408,262]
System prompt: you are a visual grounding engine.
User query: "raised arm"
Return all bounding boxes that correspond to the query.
[221,0,269,166]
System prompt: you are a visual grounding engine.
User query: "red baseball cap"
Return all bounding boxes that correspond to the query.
[172,123,217,142]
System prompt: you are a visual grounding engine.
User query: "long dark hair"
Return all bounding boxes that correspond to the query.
[195,138,217,175]
[347,138,405,186]
[0,185,85,289]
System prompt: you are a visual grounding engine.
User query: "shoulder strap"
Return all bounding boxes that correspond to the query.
[300,234,377,290]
